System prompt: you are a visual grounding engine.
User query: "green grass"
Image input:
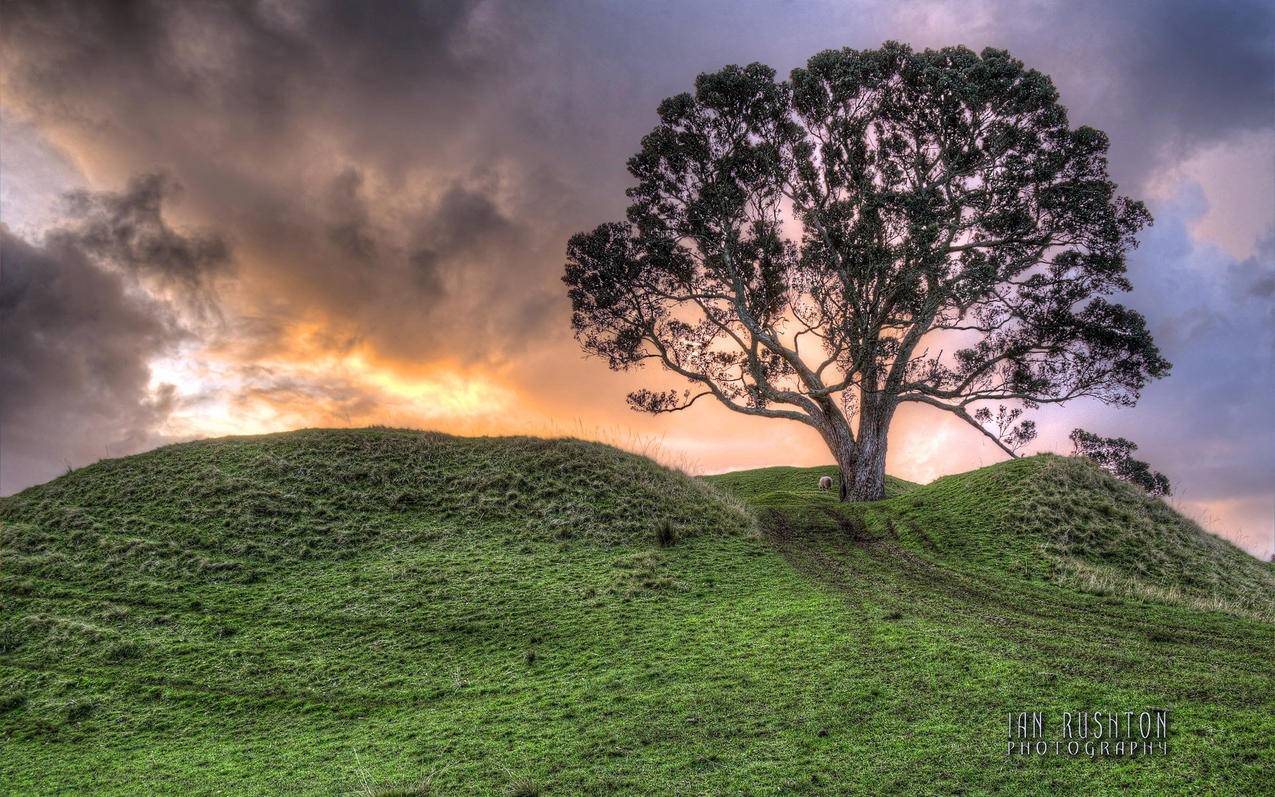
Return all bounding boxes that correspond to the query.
[704,464,919,500]
[2,428,1272,795]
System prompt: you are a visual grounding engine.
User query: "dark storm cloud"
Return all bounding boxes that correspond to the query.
[62,173,231,295]
[325,169,377,262]
[0,0,559,367]
[1109,0,1274,150]
[1248,270,1275,299]
[1101,190,1273,500]
[407,184,521,296]
[5,0,1264,370]
[0,175,234,492]
[1235,233,1275,300]
[0,227,175,492]
[1039,186,1275,556]
[0,0,496,136]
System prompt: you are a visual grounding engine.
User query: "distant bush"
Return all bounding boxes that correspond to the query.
[1069,428,1171,496]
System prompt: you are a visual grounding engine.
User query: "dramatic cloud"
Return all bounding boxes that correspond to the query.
[0,175,230,489]
[0,228,172,490]
[61,174,231,311]
[1,0,1271,556]
[1121,197,1274,548]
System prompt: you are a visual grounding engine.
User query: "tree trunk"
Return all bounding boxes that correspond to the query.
[813,395,892,502]
[831,440,855,502]
[813,409,857,503]
[848,427,887,501]
[842,399,892,502]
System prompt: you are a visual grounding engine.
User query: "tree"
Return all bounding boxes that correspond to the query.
[564,42,1170,501]
[1069,429,1171,496]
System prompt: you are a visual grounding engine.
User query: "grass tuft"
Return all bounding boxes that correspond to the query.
[655,518,677,548]
[504,778,541,797]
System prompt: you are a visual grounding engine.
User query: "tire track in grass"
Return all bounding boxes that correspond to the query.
[760,506,1271,693]
[851,510,1272,670]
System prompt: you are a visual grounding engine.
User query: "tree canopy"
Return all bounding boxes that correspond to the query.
[564,42,1170,500]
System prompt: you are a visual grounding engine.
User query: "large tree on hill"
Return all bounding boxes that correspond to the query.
[564,43,1170,501]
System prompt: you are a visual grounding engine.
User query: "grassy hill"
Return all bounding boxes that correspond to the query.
[2,428,1272,795]
[709,455,1275,622]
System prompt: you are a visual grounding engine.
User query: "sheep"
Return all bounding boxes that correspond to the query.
[818,475,833,491]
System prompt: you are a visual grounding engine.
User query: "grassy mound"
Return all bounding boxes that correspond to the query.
[1,427,753,561]
[2,431,1271,795]
[878,454,1275,621]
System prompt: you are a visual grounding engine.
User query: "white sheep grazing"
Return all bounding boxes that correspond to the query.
[818,475,833,491]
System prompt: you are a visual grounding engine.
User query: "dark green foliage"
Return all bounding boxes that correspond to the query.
[1069,428,1171,495]
[565,42,1169,497]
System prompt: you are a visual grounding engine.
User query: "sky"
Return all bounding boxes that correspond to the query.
[2,0,1272,558]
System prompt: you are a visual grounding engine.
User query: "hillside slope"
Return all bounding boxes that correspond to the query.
[2,429,1272,796]
[2,428,753,554]
[710,455,1274,622]
[900,454,1275,620]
